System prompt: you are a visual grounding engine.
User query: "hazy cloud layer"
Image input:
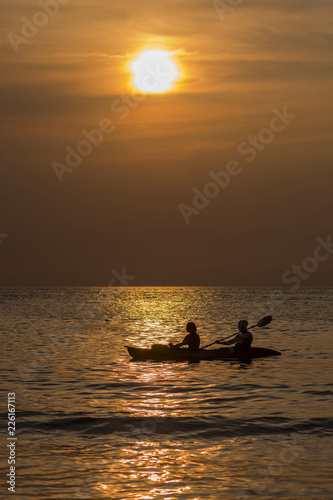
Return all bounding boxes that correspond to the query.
[1,0,333,285]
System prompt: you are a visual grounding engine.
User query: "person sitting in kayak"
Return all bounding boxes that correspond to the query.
[168,322,200,350]
[216,320,253,350]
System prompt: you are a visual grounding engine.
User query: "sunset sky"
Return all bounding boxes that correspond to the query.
[1,0,333,286]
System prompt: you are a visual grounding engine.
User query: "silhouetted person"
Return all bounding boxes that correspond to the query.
[169,322,200,350]
[217,320,253,350]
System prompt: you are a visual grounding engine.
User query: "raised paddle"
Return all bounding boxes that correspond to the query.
[201,315,273,350]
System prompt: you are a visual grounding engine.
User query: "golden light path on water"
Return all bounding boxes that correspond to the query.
[81,339,241,499]
[1,288,333,499]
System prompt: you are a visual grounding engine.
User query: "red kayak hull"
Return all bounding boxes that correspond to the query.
[126,345,281,362]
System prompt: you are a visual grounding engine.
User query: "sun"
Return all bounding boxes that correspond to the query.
[130,50,179,94]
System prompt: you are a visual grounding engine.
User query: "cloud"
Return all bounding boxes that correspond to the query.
[1,0,333,285]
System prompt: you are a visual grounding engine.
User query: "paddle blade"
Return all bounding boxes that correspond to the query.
[257,315,272,328]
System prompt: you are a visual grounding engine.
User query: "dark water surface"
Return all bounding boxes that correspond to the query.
[0,287,332,499]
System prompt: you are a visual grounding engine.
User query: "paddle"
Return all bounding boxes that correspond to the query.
[201,315,273,349]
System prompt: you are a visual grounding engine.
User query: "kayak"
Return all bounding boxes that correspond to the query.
[126,345,281,362]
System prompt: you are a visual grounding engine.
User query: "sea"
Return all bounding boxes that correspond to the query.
[0,287,332,500]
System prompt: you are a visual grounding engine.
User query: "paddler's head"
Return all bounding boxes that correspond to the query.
[238,320,248,333]
[186,322,197,334]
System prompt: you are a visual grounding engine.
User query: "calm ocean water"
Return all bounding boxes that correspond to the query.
[0,287,332,500]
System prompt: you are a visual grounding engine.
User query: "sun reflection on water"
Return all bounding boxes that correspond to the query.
[118,442,196,499]
[3,288,332,499]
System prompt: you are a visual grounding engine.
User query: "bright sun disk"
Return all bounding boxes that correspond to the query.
[130,50,179,94]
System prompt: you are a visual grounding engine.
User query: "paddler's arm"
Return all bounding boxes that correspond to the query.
[169,334,190,349]
[216,334,239,346]
[172,342,185,348]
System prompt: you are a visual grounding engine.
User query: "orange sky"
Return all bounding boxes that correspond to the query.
[1,0,333,285]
